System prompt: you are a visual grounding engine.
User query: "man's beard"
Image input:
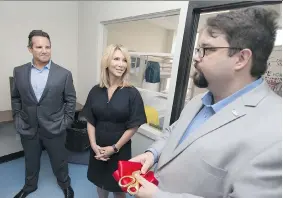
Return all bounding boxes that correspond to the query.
[193,70,208,88]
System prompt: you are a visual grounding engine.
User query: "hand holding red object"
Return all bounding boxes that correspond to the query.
[112,160,159,195]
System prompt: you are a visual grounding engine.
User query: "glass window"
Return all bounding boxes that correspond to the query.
[105,14,180,131]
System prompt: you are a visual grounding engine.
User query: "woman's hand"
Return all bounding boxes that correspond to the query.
[91,144,110,161]
[95,146,115,160]
[91,144,101,156]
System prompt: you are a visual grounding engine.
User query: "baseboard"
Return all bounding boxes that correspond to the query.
[0,150,24,164]
[0,147,47,164]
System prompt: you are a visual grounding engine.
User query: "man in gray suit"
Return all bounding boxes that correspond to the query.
[11,30,76,198]
[130,7,282,198]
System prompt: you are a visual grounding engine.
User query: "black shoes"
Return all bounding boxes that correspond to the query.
[13,186,74,198]
[13,189,36,198]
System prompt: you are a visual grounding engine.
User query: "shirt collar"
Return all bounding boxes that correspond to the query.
[31,59,51,70]
[202,77,264,113]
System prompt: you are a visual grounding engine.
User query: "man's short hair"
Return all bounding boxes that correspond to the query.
[206,7,279,77]
[28,30,51,48]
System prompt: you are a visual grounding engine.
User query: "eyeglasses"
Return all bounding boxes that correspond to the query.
[194,47,243,58]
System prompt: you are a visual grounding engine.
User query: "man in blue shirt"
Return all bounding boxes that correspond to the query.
[11,30,76,198]
[130,7,281,198]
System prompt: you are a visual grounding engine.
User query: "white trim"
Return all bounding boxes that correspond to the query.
[129,52,173,58]
[98,6,188,131]
[95,22,106,84]
[97,9,182,89]
[137,124,162,140]
[163,4,189,129]
[137,87,168,98]
[101,9,181,25]
[200,10,230,15]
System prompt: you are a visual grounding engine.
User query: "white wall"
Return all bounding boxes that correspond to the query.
[166,30,175,53]
[77,1,189,104]
[106,20,174,53]
[0,0,188,124]
[0,1,78,111]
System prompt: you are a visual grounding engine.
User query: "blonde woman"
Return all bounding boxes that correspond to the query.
[81,44,147,198]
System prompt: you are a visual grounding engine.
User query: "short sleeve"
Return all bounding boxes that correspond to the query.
[81,88,96,126]
[126,88,147,129]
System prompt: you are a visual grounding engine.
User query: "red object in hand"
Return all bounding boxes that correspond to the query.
[112,160,159,195]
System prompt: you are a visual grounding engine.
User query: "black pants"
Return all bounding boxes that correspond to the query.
[20,132,70,193]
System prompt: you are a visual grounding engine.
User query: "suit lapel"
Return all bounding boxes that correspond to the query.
[157,95,203,169]
[26,63,38,103]
[157,81,270,170]
[172,98,247,159]
[38,61,55,103]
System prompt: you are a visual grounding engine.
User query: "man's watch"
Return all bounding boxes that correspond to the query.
[112,144,119,153]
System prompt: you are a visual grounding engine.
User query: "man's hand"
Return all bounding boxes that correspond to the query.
[134,173,158,198]
[130,152,155,174]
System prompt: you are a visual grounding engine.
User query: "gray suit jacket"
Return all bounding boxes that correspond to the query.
[150,81,282,198]
[11,61,76,138]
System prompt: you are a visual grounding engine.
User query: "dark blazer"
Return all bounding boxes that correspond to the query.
[11,61,76,138]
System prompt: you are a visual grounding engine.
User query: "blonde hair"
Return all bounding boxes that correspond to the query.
[99,44,131,88]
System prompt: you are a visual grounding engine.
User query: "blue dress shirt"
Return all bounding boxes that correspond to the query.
[30,60,51,102]
[148,78,264,162]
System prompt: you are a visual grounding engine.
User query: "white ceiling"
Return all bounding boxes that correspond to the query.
[146,3,282,31]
